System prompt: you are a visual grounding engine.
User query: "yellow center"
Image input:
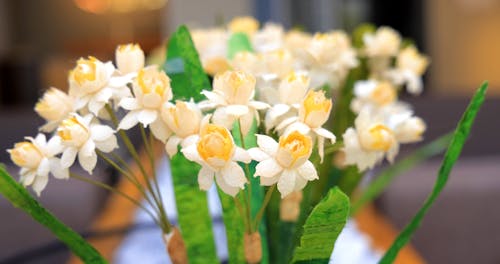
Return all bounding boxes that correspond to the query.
[278,131,312,167]
[10,142,42,167]
[371,81,396,106]
[302,90,332,120]
[228,16,259,35]
[363,124,394,151]
[71,57,97,85]
[58,116,88,142]
[137,68,170,96]
[197,124,234,162]
[117,43,140,52]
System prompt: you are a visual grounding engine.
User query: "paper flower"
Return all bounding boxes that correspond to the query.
[115,43,145,75]
[278,90,336,162]
[386,46,429,94]
[201,70,269,135]
[35,87,75,132]
[191,29,229,76]
[118,66,173,142]
[162,100,207,157]
[68,56,130,115]
[58,114,118,174]
[8,134,67,196]
[351,80,397,113]
[248,131,318,198]
[181,123,251,196]
[228,16,259,36]
[363,27,401,58]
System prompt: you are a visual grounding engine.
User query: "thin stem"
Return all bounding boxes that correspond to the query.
[237,119,253,233]
[69,172,161,226]
[253,184,276,230]
[233,195,250,233]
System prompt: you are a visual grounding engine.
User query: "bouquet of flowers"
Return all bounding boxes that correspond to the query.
[2,16,487,264]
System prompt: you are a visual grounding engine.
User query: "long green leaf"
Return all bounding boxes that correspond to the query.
[170,155,218,263]
[292,187,350,263]
[0,166,107,263]
[380,82,488,263]
[164,25,211,102]
[227,32,253,59]
[350,133,453,216]
[165,25,218,263]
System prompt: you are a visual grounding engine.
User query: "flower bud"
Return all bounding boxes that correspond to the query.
[395,117,426,143]
[299,90,332,128]
[57,116,90,147]
[359,124,395,151]
[213,70,256,105]
[279,72,310,105]
[397,46,429,75]
[8,142,43,169]
[116,43,145,74]
[162,101,201,138]
[35,88,73,122]
[135,67,172,109]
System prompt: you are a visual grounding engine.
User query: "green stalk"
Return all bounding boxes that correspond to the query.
[253,184,276,230]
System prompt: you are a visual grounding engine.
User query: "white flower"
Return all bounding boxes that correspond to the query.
[8,134,67,196]
[162,100,208,157]
[342,109,399,171]
[228,16,259,36]
[265,71,310,132]
[115,43,145,75]
[68,56,131,115]
[191,28,230,76]
[277,90,336,162]
[363,27,401,58]
[118,66,173,142]
[351,80,397,113]
[181,123,251,196]
[58,114,117,174]
[252,23,284,53]
[35,87,75,132]
[248,131,318,198]
[284,30,312,52]
[201,70,269,135]
[386,46,429,94]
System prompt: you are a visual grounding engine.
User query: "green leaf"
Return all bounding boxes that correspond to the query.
[164,25,212,102]
[380,82,488,263]
[217,190,246,263]
[227,32,253,59]
[292,187,350,263]
[170,155,219,263]
[351,133,453,216]
[0,166,107,263]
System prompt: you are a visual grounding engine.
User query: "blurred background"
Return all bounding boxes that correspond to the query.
[0,0,498,263]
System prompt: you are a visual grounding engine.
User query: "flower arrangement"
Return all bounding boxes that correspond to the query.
[2,16,488,264]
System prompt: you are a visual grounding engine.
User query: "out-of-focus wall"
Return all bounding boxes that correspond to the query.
[427,0,500,96]
[165,0,252,34]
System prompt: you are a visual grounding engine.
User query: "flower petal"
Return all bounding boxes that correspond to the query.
[138,109,158,126]
[150,118,171,142]
[225,105,249,117]
[91,125,114,141]
[61,147,78,168]
[181,144,201,163]
[32,175,49,196]
[166,136,182,157]
[118,111,140,130]
[256,134,278,156]
[249,100,270,110]
[215,172,241,197]
[297,160,318,181]
[248,148,270,162]
[212,107,236,130]
[255,158,283,178]
[233,147,251,163]
[119,97,140,110]
[37,158,50,178]
[49,158,69,179]
[78,150,97,174]
[80,140,96,157]
[221,162,247,188]
[260,175,279,186]
[198,166,215,191]
[313,127,336,142]
[95,135,118,153]
[277,169,297,198]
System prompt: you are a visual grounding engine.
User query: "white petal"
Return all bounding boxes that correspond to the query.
[61,147,78,168]
[181,144,202,163]
[138,110,158,126]
[225,105,250,117]
[265,104,290,130]
[37,158,50,178]
[198,166,215,191]
[118,111,139,130]
[215,172,241,197]
[49,158,69,179]
[285,122,311,135]
[150,118,171,142]
[318,136,325,163]
[78,150,97,174]
[256,134,279,156]
[277,169,297,198]
[166,136,182,157]
[80,140,96,157]
[34,134,47,147]
[239,111,254,136]
[180,135,199,149]
[46,136,63,156]
[201,90,226,105]
[255,158,283,178]
[233,147,251,163]
[88,99,105,115]
[294,175,308,191]
[248,148,270,162]
[313,127,336,142]
[95,135,118,153]
[276,116,298,131]
[221,162,247,188]
[91,125,114,141]
[32,176,49,196]
[119,97,139,110]
[249,100,270,110]
[297,160,318,181]
[260,175,279,186]
[212,107,236,130]
[21,170,36,186]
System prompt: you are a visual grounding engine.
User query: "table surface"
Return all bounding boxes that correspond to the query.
[68,144,425,264]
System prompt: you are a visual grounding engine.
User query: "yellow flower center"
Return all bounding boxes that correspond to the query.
[286,71,308,84]
[277,131,312,168]
[117,43,141,52]
[70,57,97,85]
[360,124,395,151]
[197,124,234,163]
[137,68,170,96]
[301,90,332,122]
[9,142,43,168]
[228,16,259,35]
[371,81,396,106]
[57,116,90,147]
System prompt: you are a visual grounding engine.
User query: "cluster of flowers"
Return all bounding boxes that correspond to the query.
[8,16,428,201]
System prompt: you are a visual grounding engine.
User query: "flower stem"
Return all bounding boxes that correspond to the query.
[237,119,254,233]
[233,195,250,233]
[69,172,161,226]
[253,184,276,230]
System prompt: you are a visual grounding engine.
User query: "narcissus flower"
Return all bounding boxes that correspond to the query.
[387,46,429,94]
[35,88,75,132]
[363,27,401,58]
[248,131,318,198]
[115,43,145,75]
[69,56,130,115]
[191,29,229,76]
[181,124,251,196]
[351,80,397,113]
[201,70,269,135]
[58,114,117,174]
[162,100,207,157]
[228,16,259,36]
[278,90,336,162]
[252,23,284,53]
[118,66,173,142]
[8,134,67,196]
